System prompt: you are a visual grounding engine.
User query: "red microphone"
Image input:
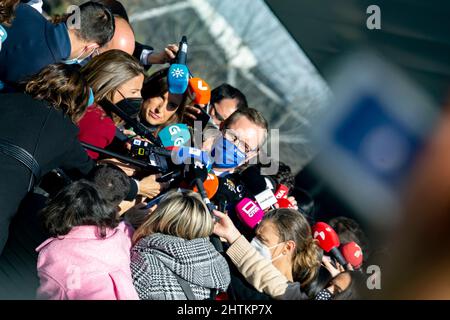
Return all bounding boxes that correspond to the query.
[235,198,264,229]
[188,77,211,105]
[312,222,348,267]
[277,197,296,209]
[341,242,363,269]
[274,184,289,199]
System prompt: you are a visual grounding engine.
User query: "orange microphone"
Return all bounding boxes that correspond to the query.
[193,173,219,199]
[188,77,211,105]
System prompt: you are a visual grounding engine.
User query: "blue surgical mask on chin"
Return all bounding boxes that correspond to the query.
[62,46,96,65]
[211,136,246,169]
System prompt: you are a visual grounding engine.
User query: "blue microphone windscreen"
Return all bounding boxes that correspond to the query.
[168,64,189,94]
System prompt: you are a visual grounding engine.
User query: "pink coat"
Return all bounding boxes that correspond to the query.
[36,222,139,300]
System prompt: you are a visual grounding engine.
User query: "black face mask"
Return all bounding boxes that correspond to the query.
[115,97,143,119]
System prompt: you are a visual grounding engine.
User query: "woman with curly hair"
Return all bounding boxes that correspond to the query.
[0,0,19,25]
[0,63,95,254]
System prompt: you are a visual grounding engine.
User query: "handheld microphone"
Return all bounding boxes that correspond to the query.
[188,77,211,105]
[99,99,163,147]
[235,198,265,229]
[240,166,277,210]
[341,242,363,269]
[190,161,224,253]
[312,222,348,267]
[177,36,188,65]
[193,173,219,199]
[168,36,189,94]
[274,184,289,200]
[158,123,191,150]
[172,146,213,171]
[130,139,172,158]
[157,147,212,184]
[277,197,296,209]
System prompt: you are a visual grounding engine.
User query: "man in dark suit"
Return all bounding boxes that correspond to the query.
[0,1,115,88]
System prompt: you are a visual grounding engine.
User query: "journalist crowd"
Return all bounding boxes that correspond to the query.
[0,0,374,300]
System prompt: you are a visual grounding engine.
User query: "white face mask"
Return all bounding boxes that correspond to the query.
[251,237,285,262]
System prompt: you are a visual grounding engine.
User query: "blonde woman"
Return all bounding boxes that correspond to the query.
[78,49,166,201]
[78,49,144,160]
[131,190,230,300]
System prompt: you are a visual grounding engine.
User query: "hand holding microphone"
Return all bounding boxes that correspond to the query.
[235,198,265,229]
[168,36,189,94]
[212,210,242,244]
[312,222,348,268]
[138,174,169,199]
[147,43,179,65]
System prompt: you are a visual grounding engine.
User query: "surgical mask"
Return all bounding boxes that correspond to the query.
[62,46,98,65]
[211,136,246,169]
[251,237,285,262]
[116,97,143,119]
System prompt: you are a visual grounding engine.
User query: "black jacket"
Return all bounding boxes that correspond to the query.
[0,93,94,253]
[0,4,71,86]
[133,41,154,71]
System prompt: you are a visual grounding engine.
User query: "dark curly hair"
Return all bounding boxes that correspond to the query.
[40,180,119,238]
[0,0,19,26]
[24,64,90,123]
[87,163,131,208]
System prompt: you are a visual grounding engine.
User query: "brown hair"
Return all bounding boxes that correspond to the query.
[81,49,144,102]
[25,64,90,123]
[141,68,188,130]
[81,49,143,124]
[261,209,321,286]
[132,190,214,243]
[0,0,19,26]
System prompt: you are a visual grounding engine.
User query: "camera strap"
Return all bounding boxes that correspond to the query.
[0,139,41,192]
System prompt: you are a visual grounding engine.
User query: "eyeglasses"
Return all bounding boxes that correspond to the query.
[224,130,259,155]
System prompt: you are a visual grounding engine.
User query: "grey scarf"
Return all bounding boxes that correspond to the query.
[131,233,230,300]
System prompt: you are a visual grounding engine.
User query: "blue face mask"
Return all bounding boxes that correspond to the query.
[211,136,246,169]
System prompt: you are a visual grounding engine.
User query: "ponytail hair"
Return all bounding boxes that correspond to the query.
[293,236,321,286]
[262,209,322,287]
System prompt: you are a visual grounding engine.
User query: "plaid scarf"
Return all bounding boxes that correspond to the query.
[131,233,230,300]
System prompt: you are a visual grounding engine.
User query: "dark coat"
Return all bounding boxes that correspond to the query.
[0,93,94,253]
[0,4,71,86]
